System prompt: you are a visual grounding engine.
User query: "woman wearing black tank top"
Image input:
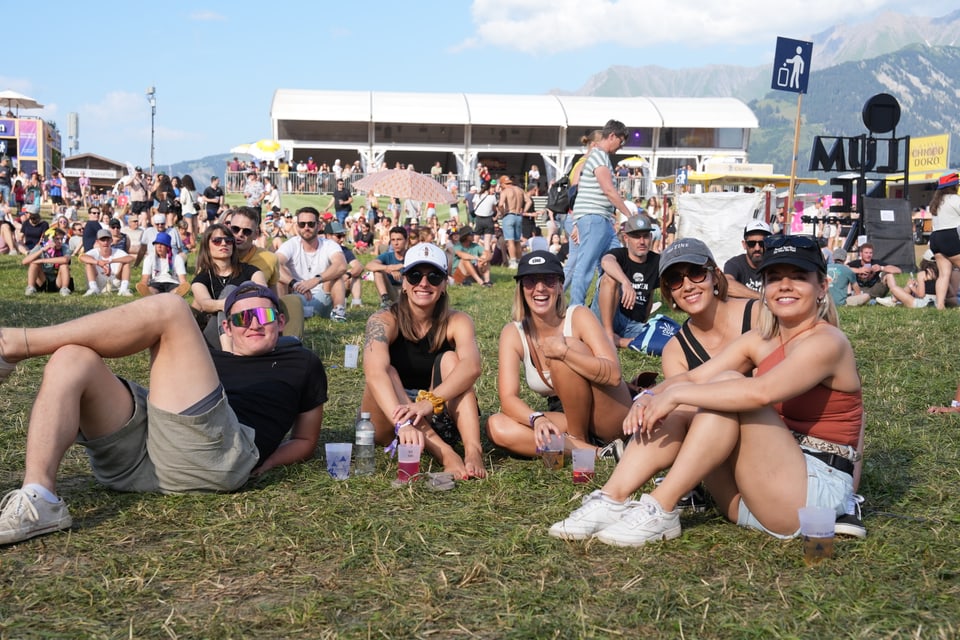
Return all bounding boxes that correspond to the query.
[550,238,756,541]
[361,243,486,479]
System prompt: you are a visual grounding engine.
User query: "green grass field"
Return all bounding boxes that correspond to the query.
[1,213,959,638]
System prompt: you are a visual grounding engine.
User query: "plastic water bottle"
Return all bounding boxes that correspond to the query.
[354,412,375,475]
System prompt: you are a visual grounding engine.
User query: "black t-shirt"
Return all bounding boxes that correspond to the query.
[213,344,327,461]
[20,219,49,250]
[203,186,223,214]
[723,254,764,292]
[192,263,261,300]
[847,259,885,288]
[0,164,11,187]
[83,220,103,252]
[333,188,352,212]
[601,248,660,322]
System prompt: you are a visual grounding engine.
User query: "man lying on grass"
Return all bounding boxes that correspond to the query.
[0,282,327,546]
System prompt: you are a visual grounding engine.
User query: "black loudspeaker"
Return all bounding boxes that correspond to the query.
[862,197,916,272]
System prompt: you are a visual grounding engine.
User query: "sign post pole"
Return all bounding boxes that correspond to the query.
[785,92,803,232]
[771,36,813,234]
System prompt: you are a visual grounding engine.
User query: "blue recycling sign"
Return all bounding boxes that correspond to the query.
[771,37,813,94]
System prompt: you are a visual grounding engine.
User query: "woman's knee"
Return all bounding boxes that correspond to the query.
[708,370,746,384]
[485,413,516,446]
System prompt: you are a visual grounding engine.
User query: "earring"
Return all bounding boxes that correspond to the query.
[713,287,720,296]
[817,296,825,305]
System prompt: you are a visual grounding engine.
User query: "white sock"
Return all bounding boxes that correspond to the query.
[23,483,60,503]
[120,280,129,290]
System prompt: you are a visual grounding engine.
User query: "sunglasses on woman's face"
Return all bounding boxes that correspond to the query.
[403,269,445,286]
[228,307,278,328]
[210,236,235,246]
[230,225,255,237]
[521,274,561,289]
[663,265,711,290]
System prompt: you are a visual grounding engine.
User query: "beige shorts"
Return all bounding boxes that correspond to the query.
[79,379,259,494]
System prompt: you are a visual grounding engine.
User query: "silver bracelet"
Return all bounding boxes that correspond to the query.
[632,389,654,403]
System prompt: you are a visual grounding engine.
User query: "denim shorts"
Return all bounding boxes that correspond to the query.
[737,447,853,539]
[501,213,522,241]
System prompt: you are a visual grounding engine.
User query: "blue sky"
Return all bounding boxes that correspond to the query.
[4,0,954,168]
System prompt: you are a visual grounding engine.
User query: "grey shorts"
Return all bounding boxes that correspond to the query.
[736,447,853,539]
[78,379,260,494]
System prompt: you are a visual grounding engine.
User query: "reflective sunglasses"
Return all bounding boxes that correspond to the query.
[745,240,765,248]
[663,265,711,290]
[297,220,317,228]
[403,269,445,286]
[521,274,561,289]
[228,307,278,328]
[230,225,255,237]
[763,234,819,251]
[210,236,235,246]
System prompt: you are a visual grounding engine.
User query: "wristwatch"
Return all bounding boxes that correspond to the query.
[528,412,546,428]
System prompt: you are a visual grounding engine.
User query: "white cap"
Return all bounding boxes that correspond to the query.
[402,242,448,275]
[152,213,166,224]
[744,219,772,236]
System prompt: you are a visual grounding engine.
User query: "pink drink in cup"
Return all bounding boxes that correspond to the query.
[397,444,421,483]
[571,448,596,484]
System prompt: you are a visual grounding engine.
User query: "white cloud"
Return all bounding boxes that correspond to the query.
[467,0,940,54]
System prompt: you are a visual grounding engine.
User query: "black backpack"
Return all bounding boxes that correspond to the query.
[546,176,570,214]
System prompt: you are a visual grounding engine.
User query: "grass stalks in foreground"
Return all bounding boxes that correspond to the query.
[0,253,959,638]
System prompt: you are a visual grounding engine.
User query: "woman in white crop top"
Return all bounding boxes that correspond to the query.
[486,251,632,456]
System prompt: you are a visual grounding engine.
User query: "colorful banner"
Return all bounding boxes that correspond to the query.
[909,134,950,174]
[19,119,37,157]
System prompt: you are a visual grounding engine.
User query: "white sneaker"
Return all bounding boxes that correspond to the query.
[875,296,896,307]
[594,493,681,547]
[0,488,72,545]
[83,287,99,297]
[24,286,36,296]
[548,490,628,540]
[509,259,519,269]
[117,289,133,297]
[59,287,71,297]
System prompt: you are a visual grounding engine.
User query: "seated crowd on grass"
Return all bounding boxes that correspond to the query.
[1,159,959,550]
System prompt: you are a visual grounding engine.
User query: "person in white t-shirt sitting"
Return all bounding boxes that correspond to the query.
[80,229,134,296]
[276,206,348,321]
[137,232,189,296]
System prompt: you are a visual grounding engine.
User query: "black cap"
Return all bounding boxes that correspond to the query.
[758,235,826,274]
[515,250,564,281]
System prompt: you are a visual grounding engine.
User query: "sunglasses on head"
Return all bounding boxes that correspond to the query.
[521,274,561,289]
[228,307,278,328]
[297,220,317,228]
[663,264,711,290]
[745,240,765,248]
[763,235,819,251]
[230,225,255,237]
[404,269,446,286]
[210,236,235,246]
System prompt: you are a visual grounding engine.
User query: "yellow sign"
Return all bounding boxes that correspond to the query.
[909,134,950,173]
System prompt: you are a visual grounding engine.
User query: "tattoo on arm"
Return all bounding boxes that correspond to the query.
[365,315,389,348]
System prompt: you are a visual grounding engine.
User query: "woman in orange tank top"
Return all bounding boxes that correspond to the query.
[551,235,863,547]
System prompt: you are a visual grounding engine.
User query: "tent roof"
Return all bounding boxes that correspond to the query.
[271,90,757,129]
